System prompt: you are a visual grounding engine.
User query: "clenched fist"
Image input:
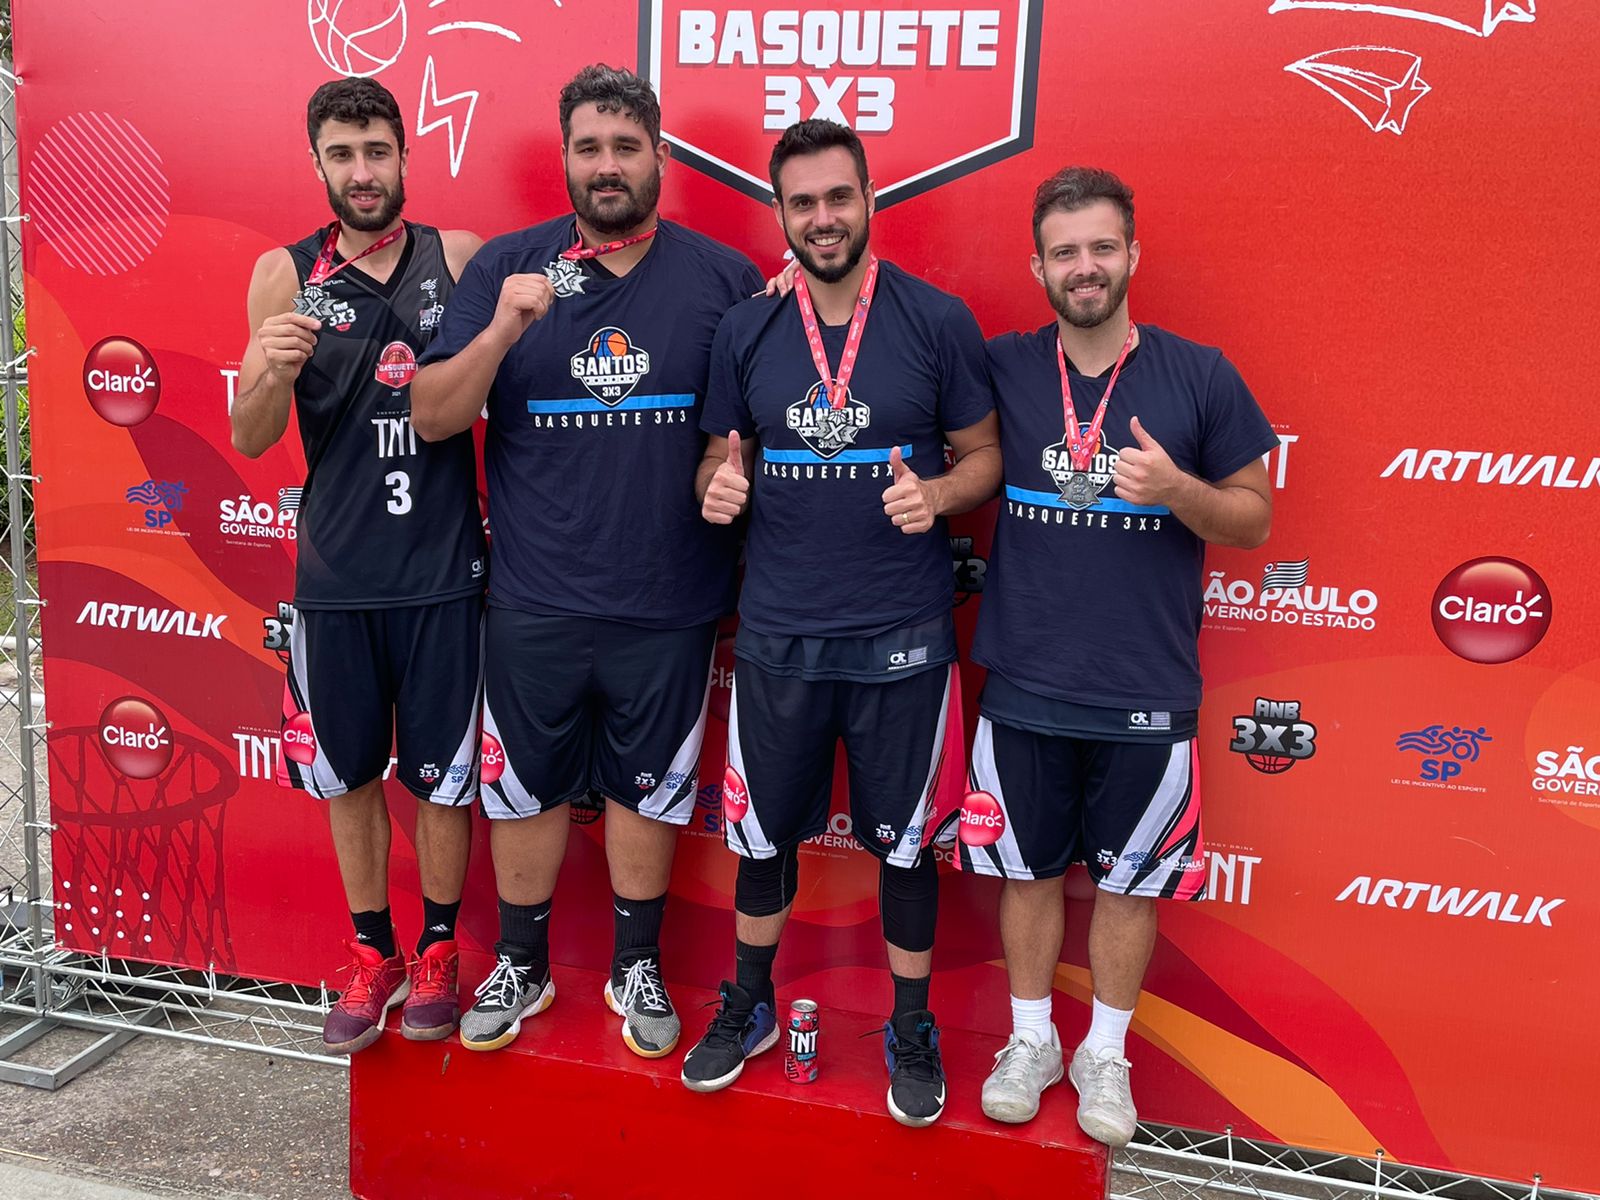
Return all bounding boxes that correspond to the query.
[490,273,555,344]
[256,311,320,381]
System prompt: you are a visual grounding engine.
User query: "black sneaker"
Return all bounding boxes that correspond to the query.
[883,1009,947,1127]
[680,981,778,1093]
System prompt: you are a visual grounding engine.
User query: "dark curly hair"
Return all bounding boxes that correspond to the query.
[306,78,405,154]
[558,65,662,144]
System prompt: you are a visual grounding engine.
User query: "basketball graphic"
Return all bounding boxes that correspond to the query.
[373,340,417,388]
[307,0,408,79]
[591,328,630,357]
[1246,753,1293,775]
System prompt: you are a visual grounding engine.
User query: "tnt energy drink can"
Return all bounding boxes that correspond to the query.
[785,999,820,1083]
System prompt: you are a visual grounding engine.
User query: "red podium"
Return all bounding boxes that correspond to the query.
[350,966,1111,1200]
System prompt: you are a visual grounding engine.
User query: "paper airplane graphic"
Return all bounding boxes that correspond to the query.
[1285,47,1431,136]
[1268,1,1534,39]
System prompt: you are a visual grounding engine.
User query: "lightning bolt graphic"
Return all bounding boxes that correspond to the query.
[416,54,478,178]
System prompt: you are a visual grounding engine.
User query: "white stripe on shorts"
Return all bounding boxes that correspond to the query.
[1101,740,1194,895]
[635,669,711,826]
[963,717,1037,879]
[723,673,779,858]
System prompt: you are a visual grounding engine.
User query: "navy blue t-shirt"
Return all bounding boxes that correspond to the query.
[973,323,1277,713]
[420,217,762,627]
[701,261,994,640]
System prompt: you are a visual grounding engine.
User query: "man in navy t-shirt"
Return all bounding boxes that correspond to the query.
[411,66,763,1060]
[682,120,1000,1128]
[968,168,1276,1145]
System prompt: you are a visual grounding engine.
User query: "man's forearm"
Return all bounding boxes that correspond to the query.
[231,373,295,458]
[929,445,1002,517]
[411,327,515,441]
[694,453,723,505]
[1165,475,1270,548]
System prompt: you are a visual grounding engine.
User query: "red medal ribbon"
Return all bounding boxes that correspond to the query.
[560,225,657,261]
[793,256,879,409]
[306,222,405,287]
[1057,321,1137,470]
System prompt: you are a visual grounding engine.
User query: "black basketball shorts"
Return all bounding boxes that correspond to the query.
[959,716,1208,899]
[479,610,717,824]
[721,660,954,868]
[278,595,485,804]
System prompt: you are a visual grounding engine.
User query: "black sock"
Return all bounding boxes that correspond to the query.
[735,938,778,1008]
[612,892,667,960]
[416,897,462,955]
[351,908,395,959]
[498,898,551,972]
[891,972,930,1022]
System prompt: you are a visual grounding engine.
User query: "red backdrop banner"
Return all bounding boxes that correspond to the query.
[15,0,1600,1186]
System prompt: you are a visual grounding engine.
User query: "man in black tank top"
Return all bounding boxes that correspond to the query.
[230,79,487,1055]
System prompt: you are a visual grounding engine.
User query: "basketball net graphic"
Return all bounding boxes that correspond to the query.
[49,726,238,968]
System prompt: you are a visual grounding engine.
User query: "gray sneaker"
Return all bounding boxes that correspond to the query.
[981,1025,1064,1124]
[459,952,554,1052]
[604,951,681,1058]
[1068,1041,1138,1147]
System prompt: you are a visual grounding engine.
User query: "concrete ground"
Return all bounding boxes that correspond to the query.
[0,1025,347,1199]
[0,654,350,1200]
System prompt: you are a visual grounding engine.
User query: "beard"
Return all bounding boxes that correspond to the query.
[568,170,661,237]
[787,217,871,285]
[327,178,405,232]
[1047,267,1131,329]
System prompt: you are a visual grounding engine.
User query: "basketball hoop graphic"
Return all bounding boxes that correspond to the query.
[49,723,239,970]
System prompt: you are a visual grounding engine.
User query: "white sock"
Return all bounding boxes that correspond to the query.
[1010,994,1054,1045]
[1083,998,1134,1059]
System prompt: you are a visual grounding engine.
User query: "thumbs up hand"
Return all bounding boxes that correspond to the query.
[881,445,936,535]
[1111,416,1178,507]
[702,430,752,524]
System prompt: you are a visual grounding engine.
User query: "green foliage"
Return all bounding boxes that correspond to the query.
[0,303,29,544]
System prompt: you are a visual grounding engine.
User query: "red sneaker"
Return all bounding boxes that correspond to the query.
[401,939,460,1041]
[322,940,409,1054]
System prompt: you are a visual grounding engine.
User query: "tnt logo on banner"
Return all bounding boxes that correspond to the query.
[643,1,1045,205]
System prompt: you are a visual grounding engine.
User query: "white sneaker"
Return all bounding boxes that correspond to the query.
[1068,1041,1138,1147]
[981,1025,1064,1124]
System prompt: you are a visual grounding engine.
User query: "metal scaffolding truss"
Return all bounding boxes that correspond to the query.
[0,17,1586,1200]
[1116,1126,1582,1200]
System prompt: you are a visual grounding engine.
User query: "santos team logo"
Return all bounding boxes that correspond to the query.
[641,1,1043,206]
[1042,424,1116,509]
[787,380,870,459]
[571,327,651,406]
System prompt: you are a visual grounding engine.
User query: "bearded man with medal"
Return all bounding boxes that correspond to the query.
[230,79,488,1055]
[967,168,1276,1146]
[686,120,1001,1128]
[410,66,764,1060]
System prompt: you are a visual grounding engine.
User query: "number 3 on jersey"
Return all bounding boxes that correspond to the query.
[385,470,412,515]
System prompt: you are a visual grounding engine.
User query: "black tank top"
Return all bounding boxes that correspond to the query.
[285,222,486,608]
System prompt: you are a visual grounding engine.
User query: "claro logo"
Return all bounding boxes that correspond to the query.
[1432,557,1551,664]
[83,337,161,426]
[958,791,1005,846]
[97,695,174,778]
